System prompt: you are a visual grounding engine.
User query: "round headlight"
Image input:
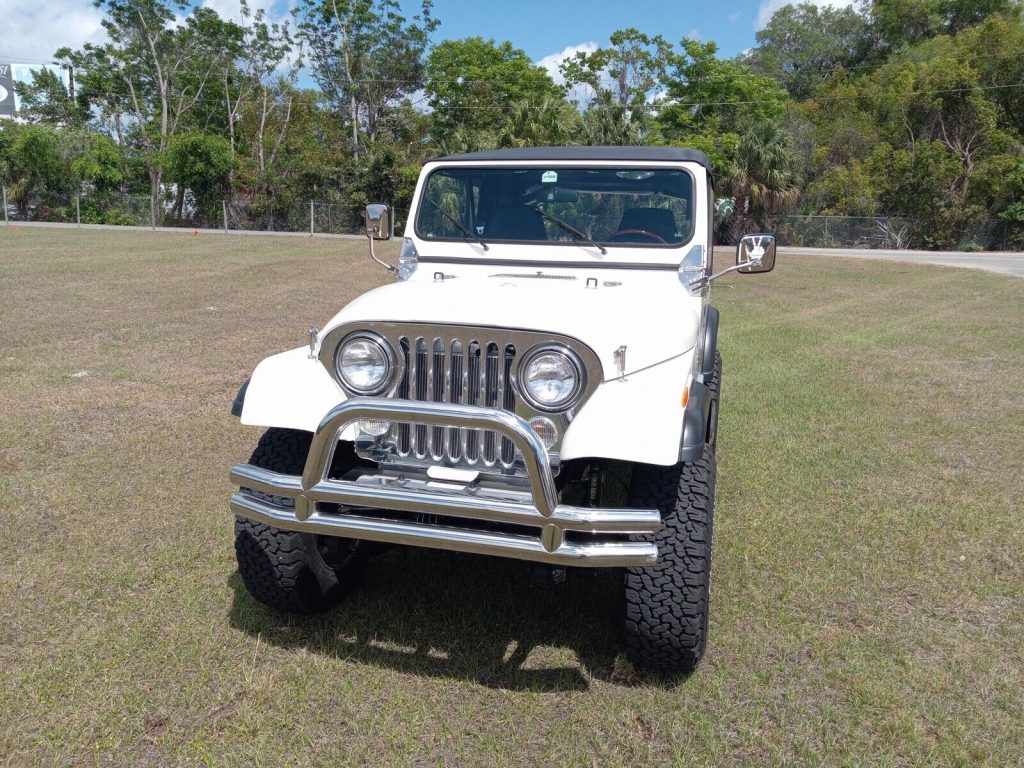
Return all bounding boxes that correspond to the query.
[335,334,394,394]
[518,346,584,411]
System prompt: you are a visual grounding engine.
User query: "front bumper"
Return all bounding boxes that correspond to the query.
[229,398,661,567]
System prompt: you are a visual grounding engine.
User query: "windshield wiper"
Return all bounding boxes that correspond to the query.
[532,207,607,255]
[429,201,488,251]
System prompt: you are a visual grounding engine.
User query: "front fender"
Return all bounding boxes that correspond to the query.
[560,352,693,466]
[239,347,347,433]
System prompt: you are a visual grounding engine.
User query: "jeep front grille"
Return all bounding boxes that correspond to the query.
[395,336,518,469]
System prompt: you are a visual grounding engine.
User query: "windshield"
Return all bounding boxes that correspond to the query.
[415,166,694,248]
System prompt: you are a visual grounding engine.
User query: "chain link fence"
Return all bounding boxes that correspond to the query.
[2,186,366,236]
[3,186,1016,249]
[763,215,1012,251]
[2,187,155,227]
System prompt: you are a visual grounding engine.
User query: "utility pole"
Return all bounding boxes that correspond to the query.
[54,62,74,98]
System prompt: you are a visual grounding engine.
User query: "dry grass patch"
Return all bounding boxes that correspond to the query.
[0,228,1022,766]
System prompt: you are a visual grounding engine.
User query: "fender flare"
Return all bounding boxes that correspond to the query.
[679,380,712,463]
[699,304,719,378]
[230,378,250,417]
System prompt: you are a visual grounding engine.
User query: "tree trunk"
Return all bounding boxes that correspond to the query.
[173,184,185,221]
[149,166,162,227]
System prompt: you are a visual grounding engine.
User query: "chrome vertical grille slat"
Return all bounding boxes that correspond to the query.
[397,338,411,454]
[465,341,481,464]
[448,340,463,460]
[414,338,428,459]
[501,345,517,465]
[392,335,518,471]
[430,338,445,460]
[483,343,499,465]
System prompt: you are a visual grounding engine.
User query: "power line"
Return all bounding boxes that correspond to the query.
[53,79,1024,115]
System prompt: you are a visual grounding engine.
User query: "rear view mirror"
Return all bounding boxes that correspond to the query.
[544,188,578,203]
[736,234,776,274]
[364,203,393,241]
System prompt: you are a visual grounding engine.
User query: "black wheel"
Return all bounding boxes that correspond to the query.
[234,428,367,613]
[624,445,716,673]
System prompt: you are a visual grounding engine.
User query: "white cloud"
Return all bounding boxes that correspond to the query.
[203,0,291,26]
[535,41,599,103]
[0,0,106,62]
[755,0,856,29]
[536,42,598,85]
[201,0,299,76]
[728,11,742,22]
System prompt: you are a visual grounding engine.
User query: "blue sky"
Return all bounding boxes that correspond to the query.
[428,0,776,62]
[0,0,852,81]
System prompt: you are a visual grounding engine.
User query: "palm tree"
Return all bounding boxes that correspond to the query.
[578,92,647,146]
[721,118,798,240]
[498,96,580,148]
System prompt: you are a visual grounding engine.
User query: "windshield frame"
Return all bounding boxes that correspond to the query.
[412,163,698,250]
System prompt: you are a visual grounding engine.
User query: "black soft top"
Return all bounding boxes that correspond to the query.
[436,145,712,172]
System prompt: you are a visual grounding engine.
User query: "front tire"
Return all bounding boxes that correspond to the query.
[624,445,716,673]
[234,428,366,613]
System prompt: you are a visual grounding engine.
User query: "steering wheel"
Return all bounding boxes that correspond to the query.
[610,229,667,244]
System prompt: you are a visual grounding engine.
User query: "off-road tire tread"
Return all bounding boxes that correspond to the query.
[705,352,722,450]
[234,428,357,614]
[625,446,716,673]
[705,351,722,402]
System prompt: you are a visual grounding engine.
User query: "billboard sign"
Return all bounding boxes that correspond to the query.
[0,64,15,117]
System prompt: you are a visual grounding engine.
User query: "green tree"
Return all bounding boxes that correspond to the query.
[578,93,645,146]
[425,37,563,137]
[658,39,787,140]
[71,133,125,198]
[12,68,89,127]
[62,1,244,224]
[222,1,296,173]
[295,0,437,161]
[4,124,68,218]
[657,38,789,195]
[498,95,579,148]
[163,133,235,224]
[745,3,878,100]
[719,119,799,239]
[872,0,1022,50]
[560,28,673,110]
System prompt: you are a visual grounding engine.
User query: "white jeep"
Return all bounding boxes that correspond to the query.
[229,146,775,672]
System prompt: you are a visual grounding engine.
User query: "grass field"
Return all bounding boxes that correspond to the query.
[1,227,1022,767]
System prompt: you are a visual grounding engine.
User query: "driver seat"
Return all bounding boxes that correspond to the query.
[614,207,678,243]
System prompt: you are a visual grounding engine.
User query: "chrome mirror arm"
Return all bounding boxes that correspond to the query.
[368,236,397,275]
[688,258,762,290]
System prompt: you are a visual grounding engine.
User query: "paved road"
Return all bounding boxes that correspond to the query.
[782,246,1024,278]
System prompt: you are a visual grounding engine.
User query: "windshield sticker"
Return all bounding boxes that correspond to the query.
[541,170,558,183]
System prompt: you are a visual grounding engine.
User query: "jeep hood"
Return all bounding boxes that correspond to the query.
[323,274,699,380]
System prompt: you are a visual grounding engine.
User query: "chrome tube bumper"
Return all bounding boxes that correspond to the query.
[229,398,661,567]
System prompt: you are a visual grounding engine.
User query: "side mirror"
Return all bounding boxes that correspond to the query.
[364,203,393,241]
[690,232,778,292]
[364,202,397,275]
[736,233,776,274]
